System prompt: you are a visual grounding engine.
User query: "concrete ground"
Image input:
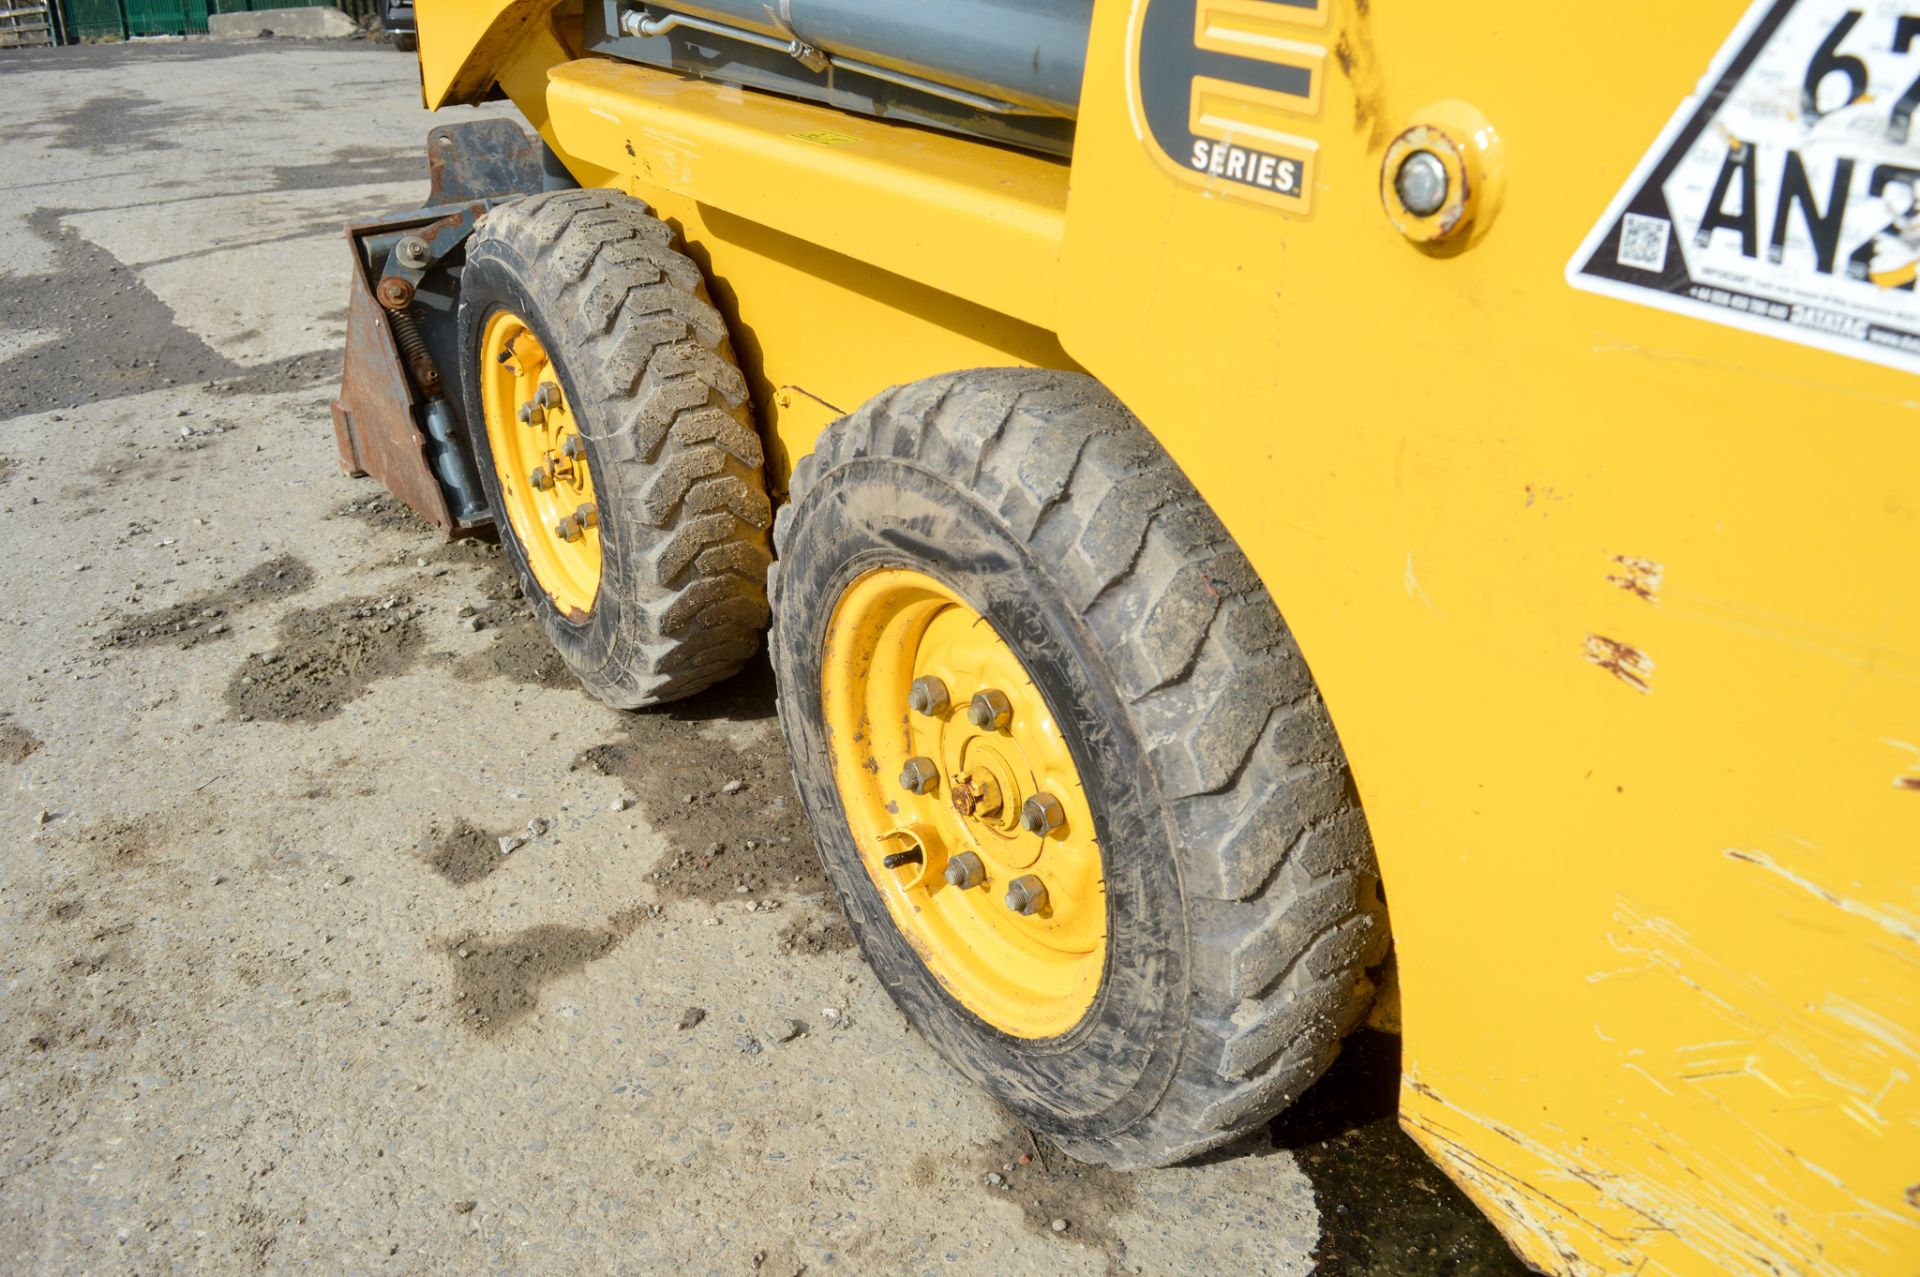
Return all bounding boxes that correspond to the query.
[0,38,1533,1277]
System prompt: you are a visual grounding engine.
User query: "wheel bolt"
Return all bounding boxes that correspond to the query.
[1021,793,1065,836]
[562,434,585,461]
[968,689,1012,731]
[944,851,985,890]
[574,502,599,528]
[950,770,1001,820]
[1005,875,1048,916]
[899,756,940,795]
[535,381,562,410]
[517,402,544,428]
[908,675,950,717]
[554,515,583,542]
[529,465,553,491]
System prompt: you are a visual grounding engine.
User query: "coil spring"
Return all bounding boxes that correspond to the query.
[389,304,441,396]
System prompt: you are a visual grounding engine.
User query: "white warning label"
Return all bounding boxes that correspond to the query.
[1568,0,1920,373]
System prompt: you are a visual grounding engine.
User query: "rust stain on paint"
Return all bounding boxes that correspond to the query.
[1606,554,1664,604]
[1584,635,1653,694]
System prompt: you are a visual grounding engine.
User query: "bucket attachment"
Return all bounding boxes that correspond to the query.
[329,118,545,537]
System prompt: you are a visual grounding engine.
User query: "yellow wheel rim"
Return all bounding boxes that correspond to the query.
[823,568,1106,1038]
[479,310,601,618]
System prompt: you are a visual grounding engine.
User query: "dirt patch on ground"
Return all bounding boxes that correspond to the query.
[775,910,855,955]
[573,697,820,904]
[1270,1030,1533,1276]
[963,1130,1138,1270]
[0,456,14,484]
[333,489,440,536]
[1,716,42,766]
[99,553,315,651]
[71,814,171,871]
[450,576,571,690]
[419,818,508,887]
[225,593,422,723]
[441,913,643,1037]
[455,620,572,688]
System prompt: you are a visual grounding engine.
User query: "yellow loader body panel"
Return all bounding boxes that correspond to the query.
[415,0,1920,1272]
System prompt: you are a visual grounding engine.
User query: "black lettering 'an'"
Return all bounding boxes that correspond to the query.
[1770,150,1855,274]
[1696,142,1759,258]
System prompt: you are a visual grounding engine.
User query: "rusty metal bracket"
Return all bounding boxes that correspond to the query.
[330,121,546,538]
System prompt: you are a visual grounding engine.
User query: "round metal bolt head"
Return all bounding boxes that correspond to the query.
[968,689,1012,731]
[944,851,985,890]
[1021,792,1065,837]
[907,675,950,717]
[1395,150,1450,218]
[1005,875,1048,916]
[529,466,553,491]
[898,756,940,795]
[554,516,583,542]
[395,236,429,268]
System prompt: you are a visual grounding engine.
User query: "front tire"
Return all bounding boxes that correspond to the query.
[770,370,1388,1168]
[457,190,771,708]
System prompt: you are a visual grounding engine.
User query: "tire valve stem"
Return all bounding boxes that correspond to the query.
[881,848,923,870]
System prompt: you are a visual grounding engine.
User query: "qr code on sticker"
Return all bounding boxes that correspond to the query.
[1617,213,1672,272]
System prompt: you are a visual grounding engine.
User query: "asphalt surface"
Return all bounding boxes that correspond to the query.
[0,37,1534,1277]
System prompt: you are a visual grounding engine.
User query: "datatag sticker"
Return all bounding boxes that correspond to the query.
[1569,0,1920,373]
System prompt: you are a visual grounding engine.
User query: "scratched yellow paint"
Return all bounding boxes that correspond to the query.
[414,1,1919,1272]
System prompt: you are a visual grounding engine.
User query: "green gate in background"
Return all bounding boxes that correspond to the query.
[56,0,376,40]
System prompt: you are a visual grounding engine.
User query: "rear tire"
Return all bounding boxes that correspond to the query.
[458,190,771,708]
[391,31,416,52]
[770,369,1388,1168]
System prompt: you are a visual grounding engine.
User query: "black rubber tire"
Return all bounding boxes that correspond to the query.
[391,31,417,52]
[769,370,1388,1169]
[457,190,771,708]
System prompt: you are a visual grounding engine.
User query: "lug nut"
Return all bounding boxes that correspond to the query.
[944,851,985,890]
[535,381,562,410]
[908,675,950,717]
[554,515,583,542]
[395,235,429,268]
[574,502,599,528]
[1021,793,1065,836]
[517,402,544,428]
[561,434,585,461]
[881,848,923,870]
[1395,150,1450,218]
[968,689,1012,731]
[899,756,940,795]
[529,465,553,491]
[1005,875,1048,916]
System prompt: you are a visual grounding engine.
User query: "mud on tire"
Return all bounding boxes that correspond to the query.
[458,189,771,708]
[769,369,1388,1168]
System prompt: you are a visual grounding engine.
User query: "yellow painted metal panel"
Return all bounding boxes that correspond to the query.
[1059,2,1920,1274]
[543,58,1070,332]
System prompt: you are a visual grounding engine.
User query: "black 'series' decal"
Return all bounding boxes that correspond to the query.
[1134,0,1328,213]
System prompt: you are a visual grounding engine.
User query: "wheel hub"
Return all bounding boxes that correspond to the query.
[478,311,601,619]
[821,568,1106,1039]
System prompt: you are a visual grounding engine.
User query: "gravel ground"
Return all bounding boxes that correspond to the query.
[0,37,1533,1277]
